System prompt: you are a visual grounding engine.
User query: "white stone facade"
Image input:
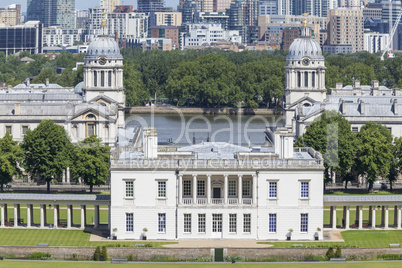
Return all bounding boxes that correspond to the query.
[364,32,390,54]
[182,24,241,49]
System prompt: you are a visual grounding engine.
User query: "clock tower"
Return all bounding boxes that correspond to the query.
[283,17,326,129]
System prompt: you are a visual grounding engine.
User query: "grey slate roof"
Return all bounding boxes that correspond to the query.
[0,193,110,201]
[178,142,252,159]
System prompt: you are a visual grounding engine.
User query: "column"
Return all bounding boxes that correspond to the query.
[80,205,85,229]
[27,204,31,228]
[66,167,70,183]
[178,175,183,204]
[398,206,401,229]
[1,204,4,227]
[224,174,228,204]
[94,205,99,228]
[238,175,243,205]
[252,174,257,205]
[358,206,363,229]
[371,206,376,229]
[381,206,385,226]
[54,205,59,228]
[193,174,197,204]
[345,206,350,230]
[207,174,211,204]
[384,206,389,229]
[332,206,337,229]
[62,169,66,184]
[67,205,72,228]
[40,205,45,228]
[13,204,18,227]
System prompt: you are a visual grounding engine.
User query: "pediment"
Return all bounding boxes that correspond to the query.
[286,96,317,109]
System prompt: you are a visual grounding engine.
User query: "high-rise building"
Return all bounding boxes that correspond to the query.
[292,0,338,17]
[214,0,232,12]
[155,12,182,26]
[137,0,173,12]
[382,0,402,29]
[27,0,75,28]
[149,25,180,48]
[0,4,21,26]
[101,0,121,13]
[0,21,42,56]
[338,0,361,9]
[227,0,259,44]
[327,8,364,52]
[259,0,277,16]
[108,12,149,40]
[76,10,89,29]
[277,0,292,15]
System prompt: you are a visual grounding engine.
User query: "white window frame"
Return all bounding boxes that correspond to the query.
[267,180,278,199]
[300,180,310,199]
[198,214,206,233]
[126,213,133,232]
[269,213,277,233]
[197,180,205,197]
[228,180,237,197]
[242,180,251,197]
[183,180,191,197]
[123,179,135,198]
[156,179,168,199]
[243,214,251,233]
[158,213,166,233]
[229,214,237,233]
[300,213,308,233]
[184,213,191,233]
[22,125,29,135]
[212,214,222,233]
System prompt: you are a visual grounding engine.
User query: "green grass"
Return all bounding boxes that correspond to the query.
[261,230,402,248]
[0,229,175,247]
[1,261,402,268]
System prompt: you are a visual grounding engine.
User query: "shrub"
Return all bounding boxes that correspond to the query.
[225,255,243,262]
[377,254,402,260]
[335,246,342,258]
[304,254,326,261]
[127,254,137,261]
[93,246,101,261]
[27,252,51,260]
[4,254,17,259]
[325,247,335,259]
[149,255,182,262]
[101,246,108,261]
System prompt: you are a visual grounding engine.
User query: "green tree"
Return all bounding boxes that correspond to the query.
[388,137,402,191]
[22,120,73,193]
[31,68,58,84]
[355,122,393,192]
[0,132,24,192]
[93,246,101,261]
[101,246,108,261]
[124,65,148,106]
[295,110,356,188]
[71,135,110,193]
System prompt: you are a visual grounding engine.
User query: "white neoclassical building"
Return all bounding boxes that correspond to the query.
[110,127,324,240]
[0,21,125,147]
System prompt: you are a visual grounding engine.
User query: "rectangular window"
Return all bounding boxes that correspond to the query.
[297,71,301,88]
[125,181,133,197]
[228,180,236,197]
[301,182,309,198]
[243,214,251,233]
[269,182,277,198]
[184,214,191,233]
[158,181,166,198]
[158,213,166,233]
[229,214,237,233]
[126,213,133,232]
[198,214,206,233]
[212,214,222,232]
[242,180,251,197]
[94,71,97,87]
[101,71,105,87]
[183,180,191,197]
[312,72,315,87]
[304,72,309,87]
[22,126,28,135]
[301,213,308,233]
[269,214,277,233]
[5,126,12,135]
[108,71,112,87]
[352,127,358,133]
[197,180,205,196]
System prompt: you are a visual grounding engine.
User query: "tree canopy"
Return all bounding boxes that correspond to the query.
[0,132,24,192]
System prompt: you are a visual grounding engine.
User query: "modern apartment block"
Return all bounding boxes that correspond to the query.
[149,25,180,48]
[101,0,121,13]
[364,32,389,53]
[227,0,259,44]
[76,10,89,29]
[327,8,364,52]
[27,0,75,28]
[108,12,149,40]
[43,27,87,46]
[137,0,173,13]
[127,38,173,51]
[259,0,277,16]
[198,12,229,30]
[0,4,21,26]
[155,12,182,26]
[0,21,42,56]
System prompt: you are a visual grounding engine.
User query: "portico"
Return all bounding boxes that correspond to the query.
[324,196,402,230]
[0,194,110,229]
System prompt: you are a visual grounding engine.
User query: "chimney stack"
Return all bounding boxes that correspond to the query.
[143,127,158,159]
[359,99,365,115]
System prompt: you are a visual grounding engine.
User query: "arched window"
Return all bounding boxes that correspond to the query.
[312,72,315,88]
[85,114,96,137]
[86,114,96,120]
[304,72,308,88]
[94,72,97,87]
[303,103,311,107]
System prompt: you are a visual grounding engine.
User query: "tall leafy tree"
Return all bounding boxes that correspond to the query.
[0,132,24,192]
[387,137,402,191]
[295,110,356,188]
[71,135,110,193]
[355,122,393,192]
[22,120,73,192]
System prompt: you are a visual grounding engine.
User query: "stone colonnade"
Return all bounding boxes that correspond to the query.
[329,205,402,230]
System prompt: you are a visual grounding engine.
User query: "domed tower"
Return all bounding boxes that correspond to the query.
[83,17,125,107]
[284,18,326,129]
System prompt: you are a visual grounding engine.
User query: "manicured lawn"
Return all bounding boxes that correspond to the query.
[2,261,402,268]
[263,230,402,248]
[0,229,175,247]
